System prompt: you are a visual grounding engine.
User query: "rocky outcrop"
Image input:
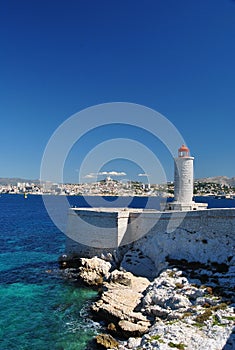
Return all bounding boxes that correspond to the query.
[79,257,112,286]
[96,333,119,349]
[119,268,235,350]
[120,248,156,279]
[92,270,151,337]
[61,255,235,349]
[120,209,235,281]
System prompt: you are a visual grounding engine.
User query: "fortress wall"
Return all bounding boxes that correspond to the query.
[65,208,132,258]
[65,208,235,269]
[131,209,235,271]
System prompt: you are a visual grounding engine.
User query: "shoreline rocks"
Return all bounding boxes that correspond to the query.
[61,255,235,349]
[119,268,235,350]
[79,257,112,286]
[96,334,119,349]
[92,270,151,338]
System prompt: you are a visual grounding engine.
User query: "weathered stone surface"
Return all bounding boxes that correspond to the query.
[110,270,133,286]
[120,267,235,350]
[66,208,235,271]
[120,248,156,279]
[92,270,151,337]
[137,319,235,350]
[118,319,149,336]
[62,252,235,349]
[126,336,142,349]
[129,210,235,277]
[96,333,119,349]
[79,256,111,286]
[142,269,193,320]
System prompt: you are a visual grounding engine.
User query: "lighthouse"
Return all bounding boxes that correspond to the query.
[164,145,208,211]
[174,145,194,204]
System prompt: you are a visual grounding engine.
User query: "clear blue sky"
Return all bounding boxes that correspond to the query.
[1,0,235,183]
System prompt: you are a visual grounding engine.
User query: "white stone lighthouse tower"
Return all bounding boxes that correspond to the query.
[174,144,194,204]
[164,145,208,211]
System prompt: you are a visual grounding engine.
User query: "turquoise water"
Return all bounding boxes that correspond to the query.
[0,195,99,350]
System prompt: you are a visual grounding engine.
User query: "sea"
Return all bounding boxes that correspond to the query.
[0,194,235,350]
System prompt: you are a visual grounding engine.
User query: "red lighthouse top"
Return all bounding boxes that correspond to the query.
[178,144,190,157]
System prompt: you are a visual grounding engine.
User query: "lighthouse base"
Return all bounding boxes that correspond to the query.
[162,201,208,211]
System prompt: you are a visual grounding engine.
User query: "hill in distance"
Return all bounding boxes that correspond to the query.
[0,178,40,186]
[1,176,235,187]
[196,176,235,187]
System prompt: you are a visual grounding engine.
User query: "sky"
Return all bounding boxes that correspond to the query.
[0,0,235,183]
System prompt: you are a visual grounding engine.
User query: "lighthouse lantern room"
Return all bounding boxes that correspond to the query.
[178,144,190,157]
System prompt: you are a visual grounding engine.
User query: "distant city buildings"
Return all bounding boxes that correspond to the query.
[0,176,234,198]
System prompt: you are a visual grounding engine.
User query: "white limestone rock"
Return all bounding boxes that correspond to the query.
[124,268,235,350]
[142,269,193,320]
[126,337,142,349]
[79,256,111,286]
[138,318,235,350]
[92,270,151,337]
[132,223,235,275]
[120,248,156,279]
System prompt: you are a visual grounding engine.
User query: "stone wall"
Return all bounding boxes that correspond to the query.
[131,208,235,274]
[65,208,235,272]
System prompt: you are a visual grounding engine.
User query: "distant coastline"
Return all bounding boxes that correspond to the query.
[1,176,235,198]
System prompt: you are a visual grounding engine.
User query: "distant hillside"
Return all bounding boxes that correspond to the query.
[1,176,235,187]
[0,178,40,186]
[196,176,235,187]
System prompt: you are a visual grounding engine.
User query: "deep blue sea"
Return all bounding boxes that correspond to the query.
[0,194,234,349]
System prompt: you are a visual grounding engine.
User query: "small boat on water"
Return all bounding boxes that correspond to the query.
[214,194,234,200]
